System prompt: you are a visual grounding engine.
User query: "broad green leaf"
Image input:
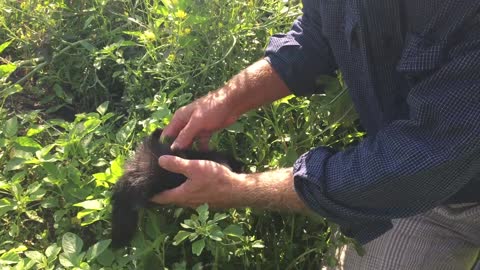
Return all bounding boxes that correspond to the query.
[73,199,103,210]
[191,238,205,256]
[208,226,224,241]
[85,240,111,261]
[59,253,74,267]
[96,248,114,267]
[212,213,228,222]
[16,137,42,149]
[223,224,244,238]
[110,155,124,178]
[93,172,108,187]
[62,232,83,254]
[0,40,12,54]
[0,198,14,217]
[196,203,209,224]
[26,182,42,194]
[5,158,25,171]
[4,116,18,138]
[46,243,61,260]
[28,186,46,200]
[115,120,136,143]
[180,219,198,229]
[151,107,170,120]
[96,101,109,115]
[173,230,191,245]
[36,144,56,159]
[0,250,20,265]
[41,197,59,208]
[0,180,8,190]
[11,171,25,182]
[80,261,91,269]
[26,125,46,136]
[76,209,96,219]
[83,118,101,134]
[24,251,45,263]
[25,210,44,223]
[0,63,16,78]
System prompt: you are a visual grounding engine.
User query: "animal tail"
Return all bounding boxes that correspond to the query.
[111,198,139,248]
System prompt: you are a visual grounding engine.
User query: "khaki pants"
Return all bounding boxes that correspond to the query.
[325,203,480,270]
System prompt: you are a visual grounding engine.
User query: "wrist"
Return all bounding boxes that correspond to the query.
[227,172,252,208]
[228,169,310,213]
[215,59,291,119]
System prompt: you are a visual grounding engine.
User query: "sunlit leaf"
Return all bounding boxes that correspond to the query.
[0,40,13,54]
[46,244,61,260]
[0,63,16,78]
[24,251,45,263]
[26,125,46,136]
[96,101,109,115]
[73,199,103,210]
[0,250,20,265]
[16,136,42,149]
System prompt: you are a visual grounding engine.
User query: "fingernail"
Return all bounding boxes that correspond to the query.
[171,142,180,150]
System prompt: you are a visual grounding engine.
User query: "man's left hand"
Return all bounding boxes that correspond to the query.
[150,155,243,209]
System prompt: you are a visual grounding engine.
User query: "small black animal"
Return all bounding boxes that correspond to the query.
[111,128,242,248]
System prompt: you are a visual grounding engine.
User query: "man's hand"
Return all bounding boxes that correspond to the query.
[151,155,310,213]
[162,93,238,151]
[161,59,291,150]
[150,155,244,209]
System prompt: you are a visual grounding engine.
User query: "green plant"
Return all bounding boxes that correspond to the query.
[0,0,360,269]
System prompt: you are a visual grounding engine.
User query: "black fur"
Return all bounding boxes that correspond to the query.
[111,128,242,248]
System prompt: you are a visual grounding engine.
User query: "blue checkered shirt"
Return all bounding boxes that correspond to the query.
[265,0,480,244]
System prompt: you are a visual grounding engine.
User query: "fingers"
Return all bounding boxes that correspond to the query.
[171,117,202,150]
[197,133,211,151]
[150,185,186,205]
[161,106,191,141]
[158,155,193,176]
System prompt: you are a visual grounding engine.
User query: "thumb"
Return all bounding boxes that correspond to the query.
[158,155,193,177]
[150,184,187,205]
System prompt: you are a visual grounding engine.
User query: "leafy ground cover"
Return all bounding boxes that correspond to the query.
[0,0,364,269]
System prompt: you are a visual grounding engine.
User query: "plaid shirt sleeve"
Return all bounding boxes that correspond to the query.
[264,3,337,96]
[293,43,480,244]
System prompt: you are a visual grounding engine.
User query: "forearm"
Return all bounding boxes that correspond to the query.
[232,168,310,213]
[209,59,291,118]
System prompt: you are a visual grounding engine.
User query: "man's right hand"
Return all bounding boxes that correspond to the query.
[161,59,292,150]
[161,92,239,150]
